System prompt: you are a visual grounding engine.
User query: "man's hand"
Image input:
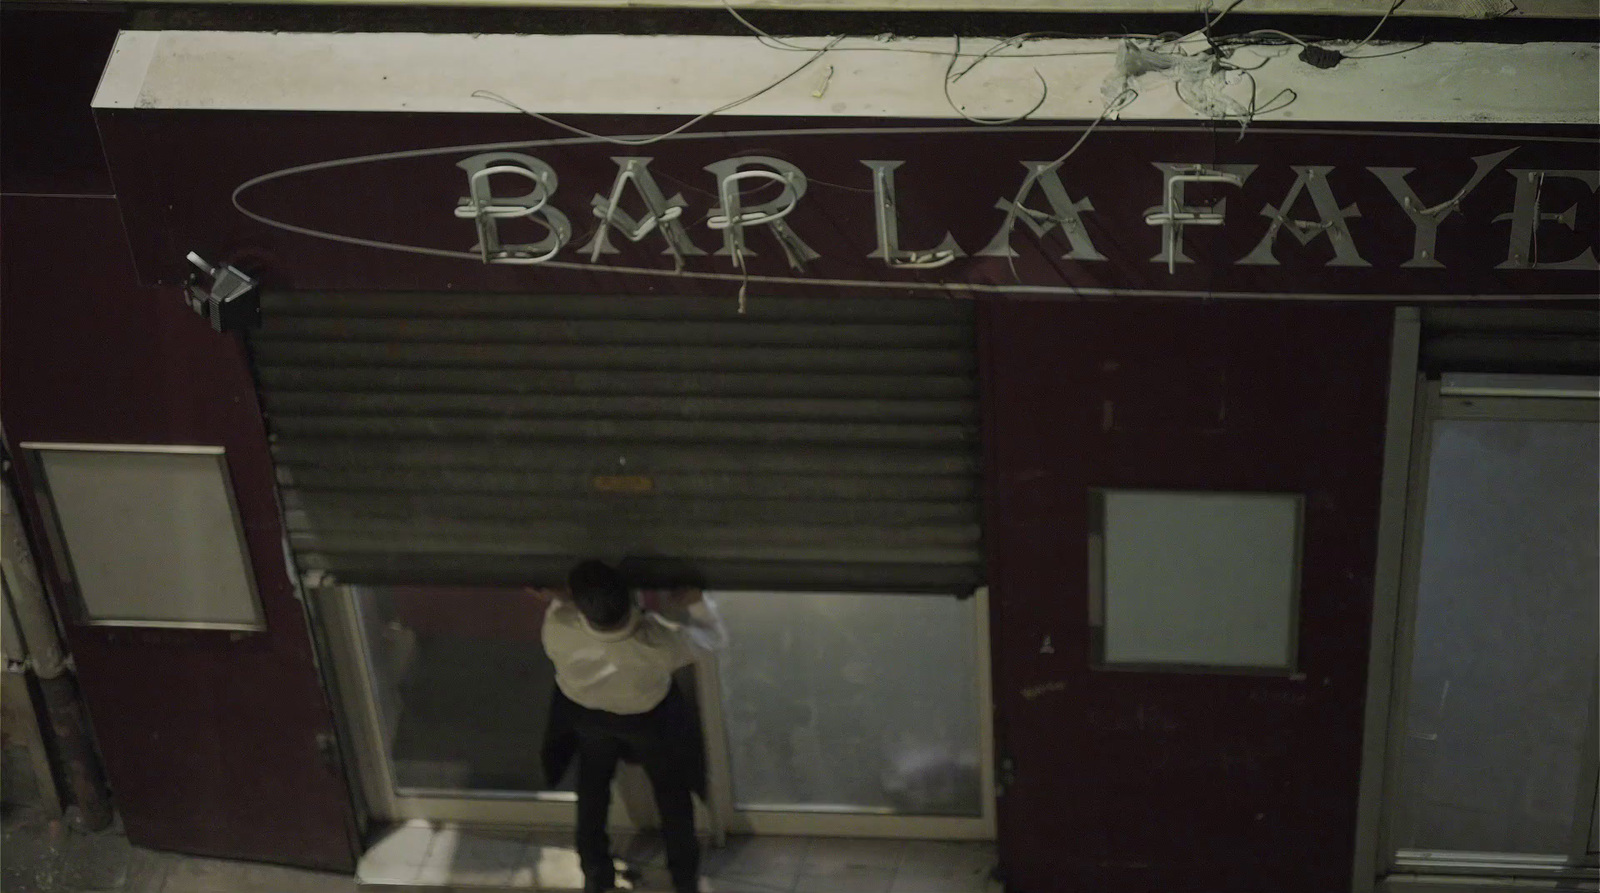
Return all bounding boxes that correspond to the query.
[524,586,569,604]
[659,587,703,612]
[659,587,726,651]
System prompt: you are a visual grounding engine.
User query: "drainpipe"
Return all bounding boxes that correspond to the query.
[0,469,113,830]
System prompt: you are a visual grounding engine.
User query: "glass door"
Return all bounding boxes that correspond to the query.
[320,584,995,840]
[707,591,994,839]
[322,586,587,828]
[1383,377,1599,885]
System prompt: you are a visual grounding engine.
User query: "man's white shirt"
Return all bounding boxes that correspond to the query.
[542,597,728,715]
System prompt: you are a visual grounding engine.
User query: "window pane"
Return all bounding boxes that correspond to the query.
[32,447,261,629]
[1095,490,1301,670]
[355,587,571,796]
[1396,419,1599,855]
[714,591,983,816]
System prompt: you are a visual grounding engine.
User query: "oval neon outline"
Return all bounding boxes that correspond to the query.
[230,123,1591,302]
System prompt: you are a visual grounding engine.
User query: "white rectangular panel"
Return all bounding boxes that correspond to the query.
[1096,490,1302,671]
[28,445,263,630]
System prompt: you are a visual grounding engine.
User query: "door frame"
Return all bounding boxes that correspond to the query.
[318,584,593,831]
[711,586,997,841]
[1350,306,1424,893]
[5,434,364,870]
[317,584,997,842]
[1352,340,1600,891]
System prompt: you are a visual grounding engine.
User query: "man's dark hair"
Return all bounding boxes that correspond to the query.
[568,559,632,629]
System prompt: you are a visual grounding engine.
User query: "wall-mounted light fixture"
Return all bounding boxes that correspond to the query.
[184,252,260,333]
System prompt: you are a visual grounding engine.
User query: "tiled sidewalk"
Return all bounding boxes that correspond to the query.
[359,821,997,892]
[0,806,352,893]
[1,807,997,893]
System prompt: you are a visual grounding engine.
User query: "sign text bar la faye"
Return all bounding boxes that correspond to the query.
[448,148,1599,274]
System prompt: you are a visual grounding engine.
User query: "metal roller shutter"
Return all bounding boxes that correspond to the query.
[1421,307,1600,375]
[250,292,983,593]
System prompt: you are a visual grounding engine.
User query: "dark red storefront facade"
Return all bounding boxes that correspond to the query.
[3,11,1596,892]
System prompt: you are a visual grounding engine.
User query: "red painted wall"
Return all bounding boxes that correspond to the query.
[979,299,1392,893]
[0,14,1467,885]
[1,10,357,869]
[93,110,1599,301]
[1,193,359,871]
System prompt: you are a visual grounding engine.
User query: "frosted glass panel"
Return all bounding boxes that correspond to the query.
[355,586,574,795]
[30,446,261,629]
[714,592,982,816]
[1395,419,1599,855]
[1096,491,1301,670]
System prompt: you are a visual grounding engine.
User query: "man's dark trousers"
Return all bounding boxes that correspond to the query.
[569,684,700,893]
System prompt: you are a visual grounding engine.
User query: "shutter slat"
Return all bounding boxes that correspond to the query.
[1421,308,1600,375]
[252,342,973,374]
[291,535,977,566]
[290,522,981,551]
[259,291,975,323]
[277,470,977,501]
[284,493,977,526]
[257,367,977,399]
[266,392,975,423]
[272,440,975,475]
[269,417,972,445]
[255,318,968,347]
[253,291,983,592]
[296,554,976,593]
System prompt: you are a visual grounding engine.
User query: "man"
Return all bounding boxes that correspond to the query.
[540,559,727,893]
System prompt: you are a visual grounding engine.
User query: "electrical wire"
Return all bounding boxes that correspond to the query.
[1342,41,1430,59]
[1205,0,1252,34]
[722,0,1126,59]
[473,36,843,146]
[943,34,1050,125]
[1228,29,1308,47]
[988,86,1138,282]
[720,0,823,53]
[1047,88,1137,169]
[1347,0,1407,52]
[1253,84,1299,116]
[472,0,1395,241]
[714,0,1409,141]
[950,31,1128,77]
[1203,0,1411,60]
[1222,48,1278,72]
[953,33,1030,80]
[726,0,1411,71]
